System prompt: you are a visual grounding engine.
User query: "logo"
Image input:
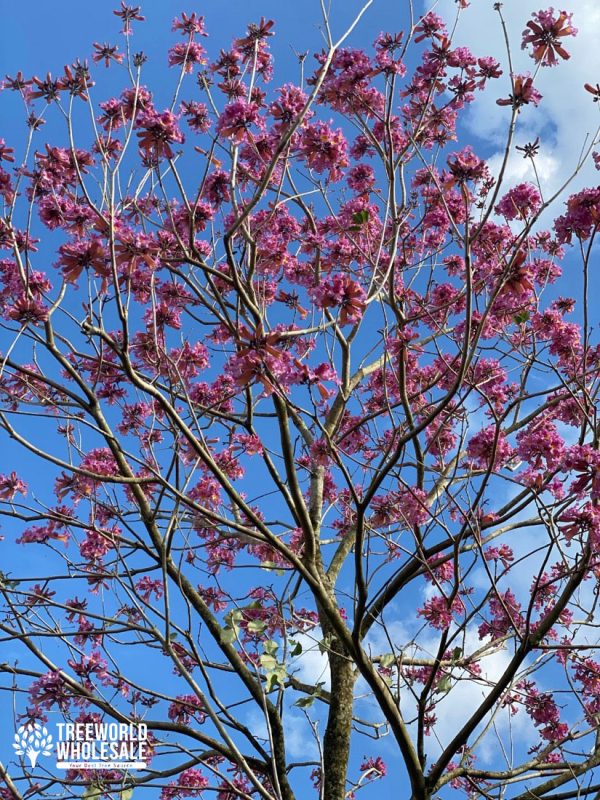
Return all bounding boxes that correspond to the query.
[13,723,54,768]
[55,722,148,770]
[13,721,148,772]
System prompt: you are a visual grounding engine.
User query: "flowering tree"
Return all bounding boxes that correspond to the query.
[0,2,600,800]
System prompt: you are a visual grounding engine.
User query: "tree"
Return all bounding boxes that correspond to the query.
[0,2,599,799]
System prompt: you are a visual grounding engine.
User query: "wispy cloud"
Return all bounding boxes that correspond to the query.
[428,0,600,204]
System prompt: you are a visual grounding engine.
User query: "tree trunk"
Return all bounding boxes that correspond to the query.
[323,645,356,800]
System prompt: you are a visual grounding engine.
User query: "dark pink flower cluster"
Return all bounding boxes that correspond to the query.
[311,275,366,325]
[519,679,568,742]
[168,694,207,725]
[496,182,543,220]
[360,756,387,779]
[555,187,600,243]
[29,671,71,712]
[522,8,577,67]
[161,768,209,800]
[467,427,514,470]
[168,42,207,73]
[137,109,185,162]
[418,595,465,630]
[478,590,523,640]
[497,74,542,108]
[0,471,27,500]
[296,121,349,182]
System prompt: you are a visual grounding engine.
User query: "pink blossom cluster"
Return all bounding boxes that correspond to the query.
[161,768,209,800]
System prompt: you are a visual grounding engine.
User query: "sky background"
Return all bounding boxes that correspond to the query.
[1,1,600,798]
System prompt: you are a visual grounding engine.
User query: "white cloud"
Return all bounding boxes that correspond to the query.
[292,629,331,690]
[244,708,320,760]
[399,628,535,763]
[428,0,600,205]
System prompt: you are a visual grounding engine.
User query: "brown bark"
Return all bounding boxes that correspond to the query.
[322,638,357,800]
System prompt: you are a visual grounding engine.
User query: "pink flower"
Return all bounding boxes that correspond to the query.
[347,164,375,194]
[519,679,568,742]
[484,544,514,569]
[181,101,211,133]
[447,146,487,183]
[560,504,600,545]
[418,595,465,630]
[161,768,209,800]
[312,275,366,325]
[398,487,429,527]
[234,433,264,456]
[68,650,112,686]
[216,100,262,143]
[172,13,207,37]
[467,427,514,470]
[113,3,144,36]
[425,556,454,584]
[0,472,27,501]
[360,756,387,778]
[477,56,503,82]
[168,42,207,73]
[136,577,164,602]
[92,43,124,68]
[296,121,349,182]
[137,110,184,161]
[29,671,71,711]
[517,419,566,471]
[6,295,49,325]
[374,32,406,75]
[497,74,542,107]
[496,182,542,220]
[479,590,523,639]
[522,8,577,67]
[80,527,120,562]
[202,170,230,205]
[555,187,600,243]
[167,694,206,725]
[0,138,14,162]
[414,11,447,43]
[310,437,332,467]
[269,83,309,129]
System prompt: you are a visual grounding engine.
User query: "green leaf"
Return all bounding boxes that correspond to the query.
[0,571,20,589]
[452,647,462,662]
[260,561,284,575]
[220,627,237,644]
[121,790,134,800]
[247,619,267,634]
[436,676,452,695]
[294,695,316,708]
[293,682,322,708]
[513,310,529,325]
[318,634,332,654]
[259,654,278,671]
[263,639,279,656]
[290,640,303,657]
[380,653,396,669]
[352,210,369,225]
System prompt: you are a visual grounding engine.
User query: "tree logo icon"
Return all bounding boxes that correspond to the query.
[13,723,54,768]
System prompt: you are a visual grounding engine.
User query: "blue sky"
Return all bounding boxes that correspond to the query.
[0,7,426,799]
[2,1,600,799]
